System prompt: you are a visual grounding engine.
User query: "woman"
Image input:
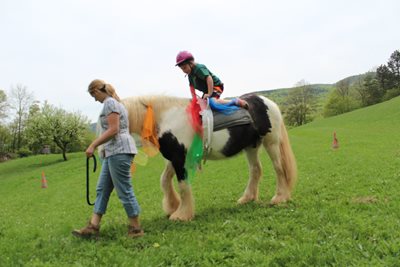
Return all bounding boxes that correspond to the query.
[72,79,143,238]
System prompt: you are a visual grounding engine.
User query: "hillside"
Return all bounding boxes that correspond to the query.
[289,96,400,221]
[257,83,334,103]
[336,72,374,87]
[258,84,334,115]
[290,95,400,166]
[250,73,368,115]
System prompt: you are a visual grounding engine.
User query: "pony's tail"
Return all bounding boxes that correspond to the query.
[279,122,297,192]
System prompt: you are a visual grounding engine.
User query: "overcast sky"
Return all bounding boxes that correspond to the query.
[1,0,399,122]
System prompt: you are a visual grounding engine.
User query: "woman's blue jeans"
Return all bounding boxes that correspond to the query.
[93,154,140,217]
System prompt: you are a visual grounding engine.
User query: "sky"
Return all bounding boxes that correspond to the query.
[1,0,399,122]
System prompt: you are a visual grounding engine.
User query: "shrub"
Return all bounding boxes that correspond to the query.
[0,152,17,162]
[17,147,32,158]
[382,87,400,101]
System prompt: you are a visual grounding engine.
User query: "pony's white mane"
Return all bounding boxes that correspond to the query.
[122,95,190,134]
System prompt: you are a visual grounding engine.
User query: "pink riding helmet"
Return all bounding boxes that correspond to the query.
[175,51,194,66]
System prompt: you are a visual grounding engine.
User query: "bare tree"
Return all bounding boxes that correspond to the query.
[336,79,350,98]
[9,84,34,151]
[353,76,369,106]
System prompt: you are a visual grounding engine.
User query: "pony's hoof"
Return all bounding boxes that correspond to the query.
[237,196,256,204]
[270,194,290,205]
[169,212,194,221]
[163,208,179,217]
[162,200,180,216]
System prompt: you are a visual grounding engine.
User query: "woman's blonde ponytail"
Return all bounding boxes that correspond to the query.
[104,84,120,102]
[88,79,120,102]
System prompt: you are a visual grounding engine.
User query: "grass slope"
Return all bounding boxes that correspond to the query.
[0,97,399,266]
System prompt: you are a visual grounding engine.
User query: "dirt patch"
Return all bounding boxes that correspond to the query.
[351,196,378,204]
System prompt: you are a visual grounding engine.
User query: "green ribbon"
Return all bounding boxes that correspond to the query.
[184,133,203,183]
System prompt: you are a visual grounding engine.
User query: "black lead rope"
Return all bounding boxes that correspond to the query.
[86,155,97,206]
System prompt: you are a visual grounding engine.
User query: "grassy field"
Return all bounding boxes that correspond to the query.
[1,97,400,266]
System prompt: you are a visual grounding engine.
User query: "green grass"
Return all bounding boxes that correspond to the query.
[1,97,400,266]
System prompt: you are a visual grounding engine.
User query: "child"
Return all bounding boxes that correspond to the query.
[175,51,248,109]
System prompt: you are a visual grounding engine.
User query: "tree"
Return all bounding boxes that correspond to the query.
[323,78,360,117]
[336,79,351,98]
[376,64,394,91]
[323,91,359,117]
[26,103,89,160]
[353,77,368,106]
[28,101,41,118]
[363,73,382,106]
[353,72,384,107]
[387,50,400,87]
[284,80,317,126]
[377,50,400,101]
[0,124,12,157]
[0,90,8,123]
[9,84,34,151]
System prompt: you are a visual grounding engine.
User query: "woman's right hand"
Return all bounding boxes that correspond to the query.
[86,145,95,158]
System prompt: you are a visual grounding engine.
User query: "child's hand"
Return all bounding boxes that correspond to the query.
[203,94,210,99]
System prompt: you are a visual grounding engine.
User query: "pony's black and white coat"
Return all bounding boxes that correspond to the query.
[122,94,297,221]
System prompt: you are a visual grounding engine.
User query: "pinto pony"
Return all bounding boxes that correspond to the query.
[122,94,297,221]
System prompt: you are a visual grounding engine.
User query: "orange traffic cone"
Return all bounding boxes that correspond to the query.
[41,171,48,188]
[332,132,339,149]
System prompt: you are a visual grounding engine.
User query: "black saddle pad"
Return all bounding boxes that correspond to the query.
[213,109,252,131]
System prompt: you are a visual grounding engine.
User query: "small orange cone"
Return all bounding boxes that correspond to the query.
[332,132,339,149]
[41,171,48,188]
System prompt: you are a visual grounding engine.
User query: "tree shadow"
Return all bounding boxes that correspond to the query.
[27,159,66,168]
[140,201,297,234]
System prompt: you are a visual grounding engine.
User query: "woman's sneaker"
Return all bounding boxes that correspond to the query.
[72,221,100,239]
[128,225,144,238]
